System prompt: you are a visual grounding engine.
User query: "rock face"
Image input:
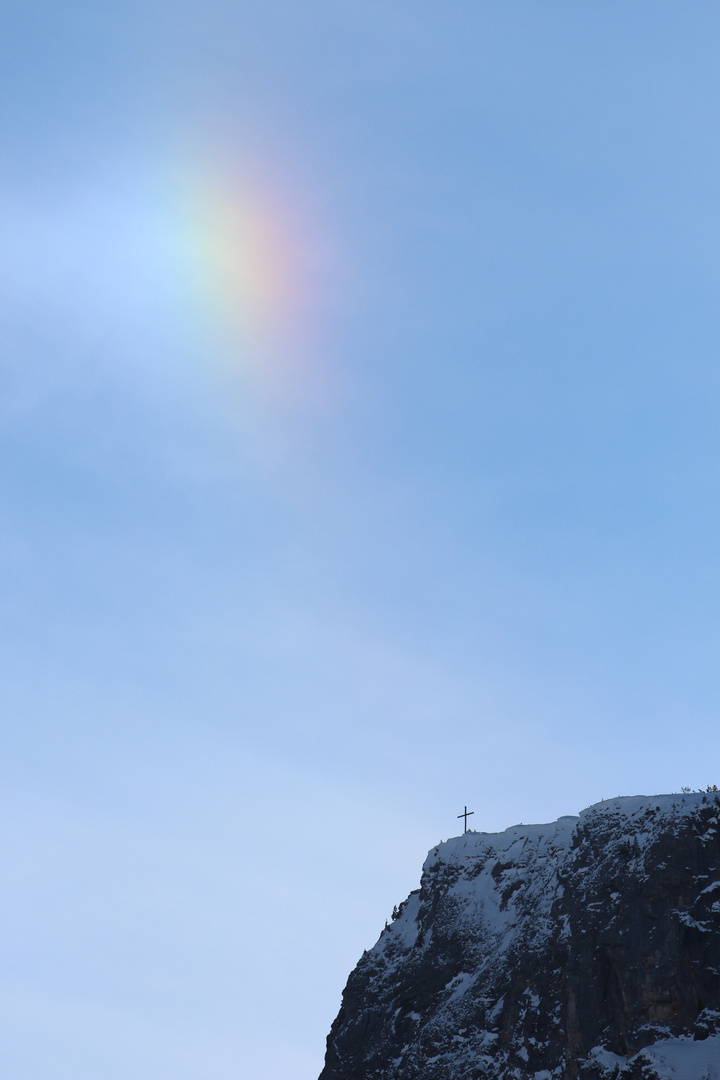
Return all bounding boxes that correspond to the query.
[320,794,720,1080]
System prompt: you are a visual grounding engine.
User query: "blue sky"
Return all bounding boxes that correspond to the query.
[3,3,720,1077]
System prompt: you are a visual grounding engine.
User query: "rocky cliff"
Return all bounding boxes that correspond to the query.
[320,794,720,1080]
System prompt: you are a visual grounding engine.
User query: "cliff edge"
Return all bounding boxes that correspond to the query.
[320,793,720,1080]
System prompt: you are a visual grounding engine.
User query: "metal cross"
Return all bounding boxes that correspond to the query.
[458,805,474,832]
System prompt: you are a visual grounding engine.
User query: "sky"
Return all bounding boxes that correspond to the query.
[2,2,720,1077]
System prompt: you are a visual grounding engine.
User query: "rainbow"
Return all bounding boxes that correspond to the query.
[179,160,317,401]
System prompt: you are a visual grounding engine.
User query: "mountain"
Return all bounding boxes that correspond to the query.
[319,793,720,1080]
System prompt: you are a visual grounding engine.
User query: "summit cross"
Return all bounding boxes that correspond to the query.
[458,805,474,832]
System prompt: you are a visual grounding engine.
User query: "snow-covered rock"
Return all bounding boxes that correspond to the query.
[320,794,720,1079]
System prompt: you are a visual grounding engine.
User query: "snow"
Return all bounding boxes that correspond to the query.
[674,910,711,932]
[433,793,711,868]
[442,971,477,1003]
[588,1033,720,1079]
[389,793,720,994]
[645,1034,720,1078]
